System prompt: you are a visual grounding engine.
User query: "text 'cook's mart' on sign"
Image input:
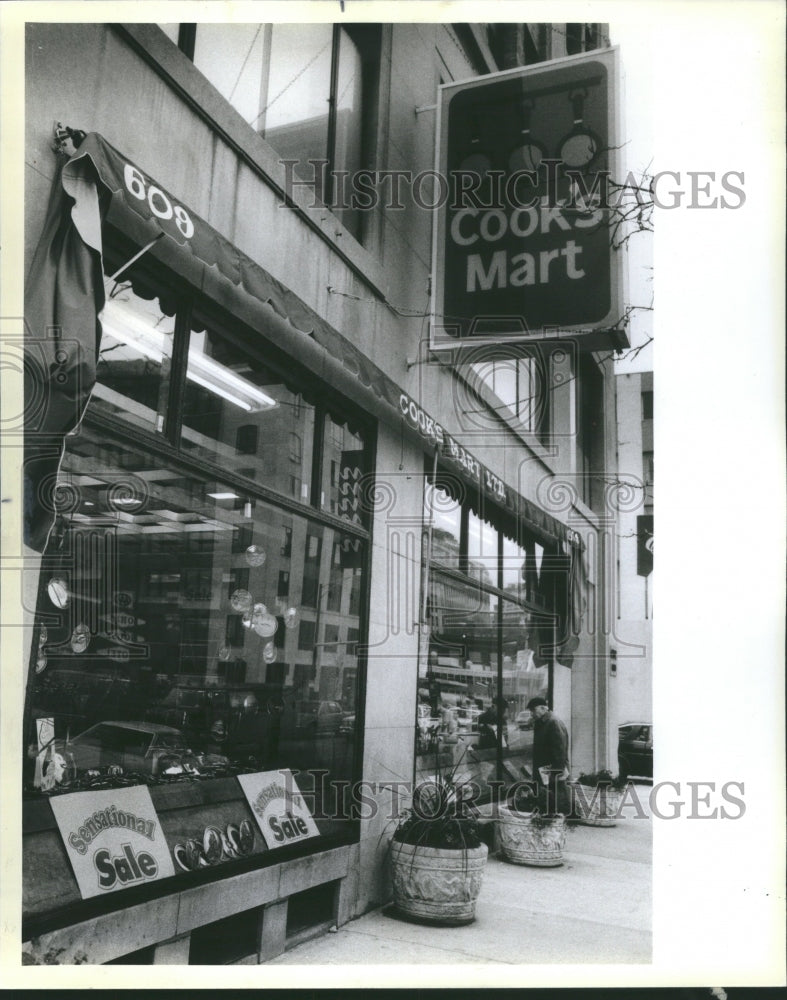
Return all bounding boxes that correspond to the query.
[237,769,320,849]
[432,48,621,353]
[49,785,175,900]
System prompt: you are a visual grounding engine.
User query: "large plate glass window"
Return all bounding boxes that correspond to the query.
[95,274,175,433]
[418,474,563,801]
[180,314,316,502]
[24,250,371,906]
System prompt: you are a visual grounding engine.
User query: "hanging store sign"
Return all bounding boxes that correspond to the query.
[49,785,174,899]
[431,49,622,355]
[238,770,319,849]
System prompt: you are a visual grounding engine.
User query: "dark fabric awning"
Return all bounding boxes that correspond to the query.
[28,132,579,552]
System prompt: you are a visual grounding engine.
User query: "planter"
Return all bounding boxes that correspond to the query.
[389,839,488,926]
[571,782,623,827]
[496,805,566,867]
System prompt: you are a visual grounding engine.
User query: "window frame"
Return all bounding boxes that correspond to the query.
[24,241,374,795]
[170,21,382,244]
[99,235,375,532]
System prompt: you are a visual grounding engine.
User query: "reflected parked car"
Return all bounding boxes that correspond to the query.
[617,722,653,780]
[291,700,344,735]
[515,709,533,731]
[59,721,201,776]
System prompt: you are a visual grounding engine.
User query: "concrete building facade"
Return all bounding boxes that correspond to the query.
[22,19,628,965]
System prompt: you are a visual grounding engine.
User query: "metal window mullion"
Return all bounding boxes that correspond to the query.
[256,24,273,135]
[164,298,192,446]
[311,407,327,511]
[324,23,341,207]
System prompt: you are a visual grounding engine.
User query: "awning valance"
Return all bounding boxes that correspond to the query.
[26,131,579,552]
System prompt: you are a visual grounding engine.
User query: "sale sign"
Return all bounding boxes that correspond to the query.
[49,785,174,900]
[431,48,621,353]
[237,770,319,849]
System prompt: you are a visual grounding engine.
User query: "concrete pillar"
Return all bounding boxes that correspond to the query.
[152,935,191,965]
[257,900,288,963]
[334,846,361,927]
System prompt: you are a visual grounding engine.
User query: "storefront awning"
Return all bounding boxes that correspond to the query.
[26,131,580,552]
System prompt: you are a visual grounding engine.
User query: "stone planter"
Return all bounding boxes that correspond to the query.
[389,839,488,926]
[496,805,566,867]
[570,783,623,827]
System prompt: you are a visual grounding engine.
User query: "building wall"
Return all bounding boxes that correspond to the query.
[23,19,621,953]
[613,371,653,736]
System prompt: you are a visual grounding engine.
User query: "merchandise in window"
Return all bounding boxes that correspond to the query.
[418,471,563,800]
[26,430,364,799]
[24,251,371,875]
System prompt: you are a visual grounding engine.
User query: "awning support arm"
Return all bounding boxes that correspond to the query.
[108,232,164,283]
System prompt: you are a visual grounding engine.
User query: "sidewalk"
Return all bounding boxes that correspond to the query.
[270,803,652,967]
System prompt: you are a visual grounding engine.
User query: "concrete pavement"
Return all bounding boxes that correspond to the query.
[270,796,652,966]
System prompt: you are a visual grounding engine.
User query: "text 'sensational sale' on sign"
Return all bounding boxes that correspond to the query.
[49,785,175,900]
[432,48,621,353]
[237,770,320,849]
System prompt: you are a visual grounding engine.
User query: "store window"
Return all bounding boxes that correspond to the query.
[469,351,550,444]
[180,314,317,501]
[425,480,462,572]
[419,472,563,800]
[95,275,175,434]
[160,22,381,243]
[565,23,605,55]
[24,250,371,891]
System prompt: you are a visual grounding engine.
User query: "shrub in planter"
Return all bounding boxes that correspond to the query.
[571,769,627,827]
[389,758,488,926]
[496,785,567,867]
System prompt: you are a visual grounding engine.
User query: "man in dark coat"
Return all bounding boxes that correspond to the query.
[527,696,571,814]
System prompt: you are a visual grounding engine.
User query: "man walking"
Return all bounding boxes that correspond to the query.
[526,696,571,814]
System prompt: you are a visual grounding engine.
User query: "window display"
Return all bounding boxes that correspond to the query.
[24,251,371,876]
[418,474,561,800]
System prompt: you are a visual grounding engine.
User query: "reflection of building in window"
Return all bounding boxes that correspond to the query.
[566,23,603,55]
[235,424,258,456]
[298,619,317,650]
[302,532,322,607]
[323,624,340,654]
[165,23,381,243]
[470,353,550,443]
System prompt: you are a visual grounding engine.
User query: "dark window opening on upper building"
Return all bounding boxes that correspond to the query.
[160,23,381,245]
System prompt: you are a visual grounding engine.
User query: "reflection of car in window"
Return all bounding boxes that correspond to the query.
[617,722,653,780]
[291,700,344,735]
[64,721,192,775]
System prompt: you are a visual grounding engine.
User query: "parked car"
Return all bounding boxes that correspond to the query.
[617,722,653,780]
[56,721,201,776]
[515,709,533,731]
